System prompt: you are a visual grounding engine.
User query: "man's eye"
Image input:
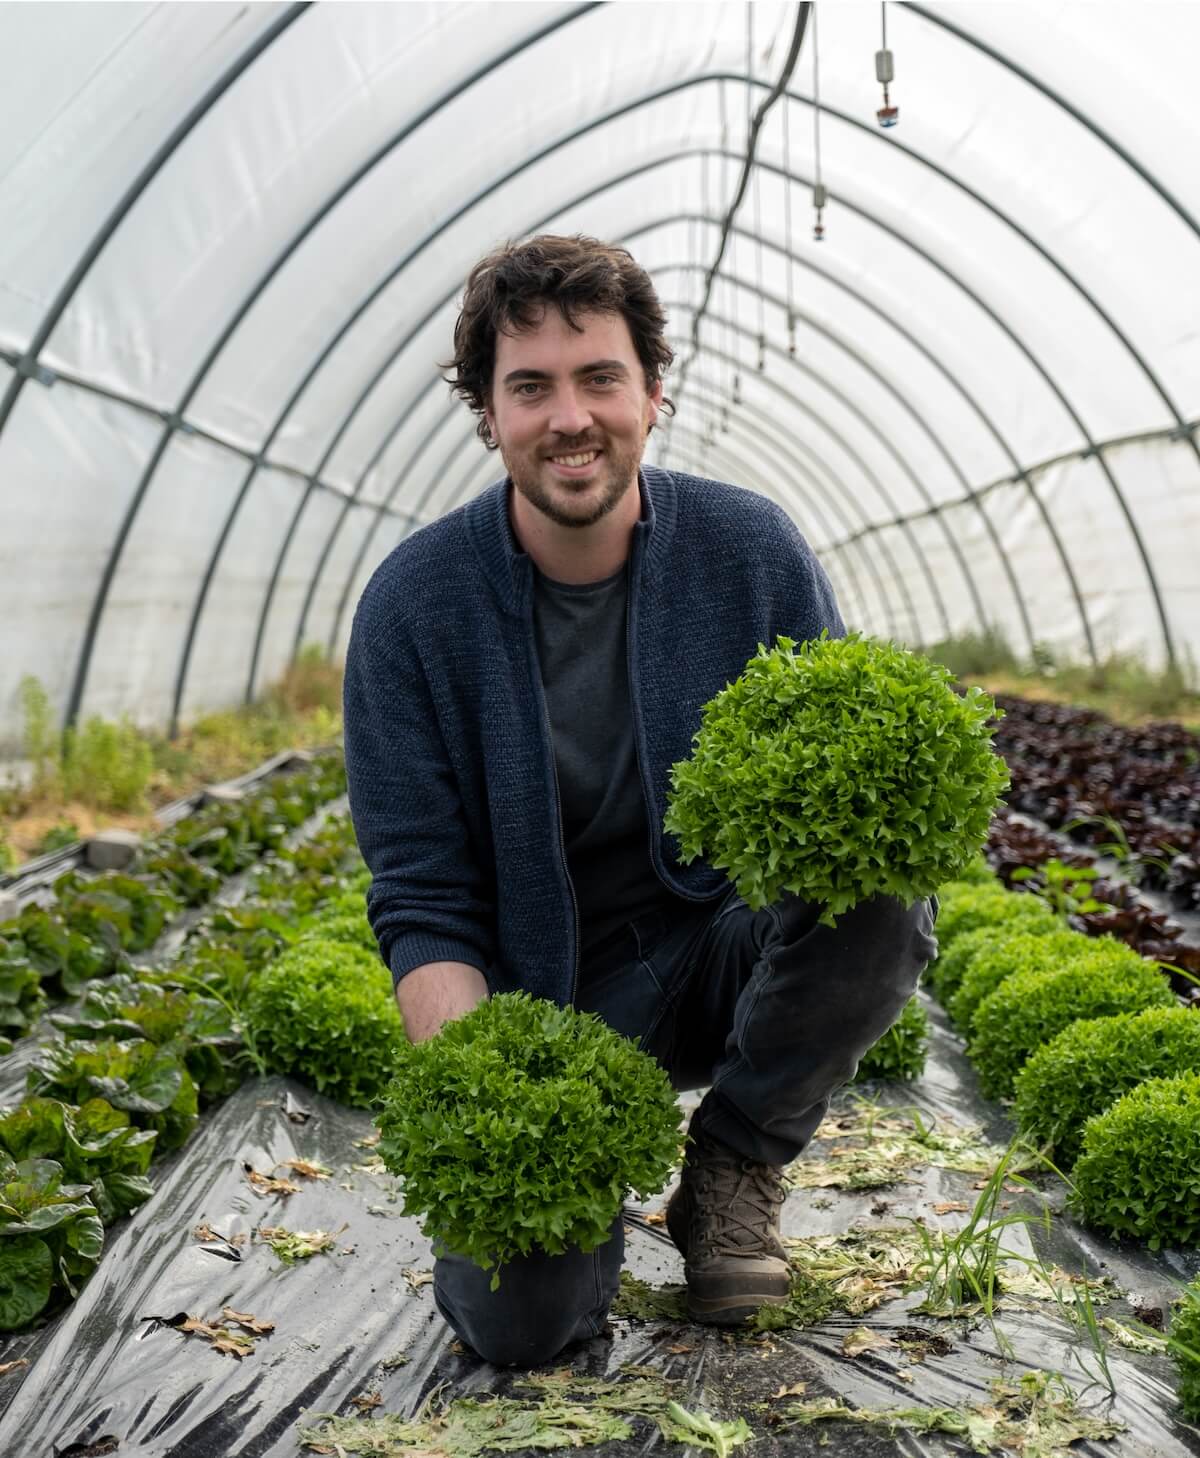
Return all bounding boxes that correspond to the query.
[516,382,542,396]
[590,374,615,387]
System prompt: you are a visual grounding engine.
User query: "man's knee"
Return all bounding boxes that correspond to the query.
[431,1218,623,1368]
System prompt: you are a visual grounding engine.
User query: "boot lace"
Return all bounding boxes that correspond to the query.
[690,1145,784,1259]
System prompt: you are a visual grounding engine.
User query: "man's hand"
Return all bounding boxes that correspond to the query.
[396,960,489,1042]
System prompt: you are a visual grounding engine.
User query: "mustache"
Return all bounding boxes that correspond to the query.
[544,438,603,454]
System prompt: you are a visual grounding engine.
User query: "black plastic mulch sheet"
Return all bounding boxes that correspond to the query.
[3,1002,1200,1458]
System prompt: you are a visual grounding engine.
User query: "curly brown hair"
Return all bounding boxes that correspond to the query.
[443,234,675,449]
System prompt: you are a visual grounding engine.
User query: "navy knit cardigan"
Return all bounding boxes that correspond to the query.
[342,464,845,1007]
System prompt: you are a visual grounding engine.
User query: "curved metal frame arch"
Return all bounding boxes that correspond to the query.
[665,430,884,635]
[181,60,1150,722]
[658,265,1027,648]
[658,334,923,640]
[641,388,891,634]
[907,3,1200,244]
[663,290,962,638]
[296,62,1196,685]
[446,369,902,638]
[297,114,1160,694]
[61,2,602,733]
[722,145,1177,664]
[355,341,905,646]
[628,215,1087,659]
[0,4,310,443]
[167,61,1182,719]
[436,349,914,640]
[313,137,1151,685]
[317,201,1058,667]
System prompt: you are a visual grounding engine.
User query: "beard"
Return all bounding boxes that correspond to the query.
[498,430,644,531]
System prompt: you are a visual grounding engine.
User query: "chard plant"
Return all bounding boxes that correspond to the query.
[377,992,681,1286]
[0,1155,105,1330]
[664,634,1009,924]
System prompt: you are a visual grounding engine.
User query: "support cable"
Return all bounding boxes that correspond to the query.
[675,4,810,403]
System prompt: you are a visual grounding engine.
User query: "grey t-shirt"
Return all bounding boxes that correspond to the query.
[532,560,691,980]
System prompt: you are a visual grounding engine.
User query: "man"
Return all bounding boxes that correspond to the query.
[343,234,937,1367]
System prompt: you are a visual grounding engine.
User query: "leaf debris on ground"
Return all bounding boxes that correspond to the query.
[275,1158,331,1180]
[300,1368,691,1456]
[164,1307,274,1359]
[257,1223,348,1264]
[786,1105,1022,1192]
[771,1369,1124,1458]
[244,1164,301,1196]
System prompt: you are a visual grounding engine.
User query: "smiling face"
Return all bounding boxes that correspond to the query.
[484,306,662,536]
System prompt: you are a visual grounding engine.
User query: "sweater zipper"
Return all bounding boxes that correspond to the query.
[536,671,580,1006]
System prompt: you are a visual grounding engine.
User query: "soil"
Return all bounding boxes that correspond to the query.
[3,802,159,861]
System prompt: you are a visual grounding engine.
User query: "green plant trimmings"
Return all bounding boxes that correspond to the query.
[1070,1071,1200,1248]
[377,992,682,1285]
[947,929,1104,1034]
[244,938,402,1108]
[663,633,1010,923]
[1171,1277,1200,1421]
[1015,1006,1200,1170]
[967,952,1175,1100]
[852,996,928,1083]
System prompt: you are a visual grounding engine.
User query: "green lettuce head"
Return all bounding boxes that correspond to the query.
[664,632,1010,923]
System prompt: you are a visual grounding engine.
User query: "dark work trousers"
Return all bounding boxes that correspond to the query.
[432,886,939,1366]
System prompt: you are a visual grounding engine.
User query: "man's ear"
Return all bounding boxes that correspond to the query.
[483,394,497,446]
[646,378,663,431]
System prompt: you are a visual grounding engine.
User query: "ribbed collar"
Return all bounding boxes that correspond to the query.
[464,464,676,619]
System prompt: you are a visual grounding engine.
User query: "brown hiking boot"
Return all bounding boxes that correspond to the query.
[664,1120,791,1325]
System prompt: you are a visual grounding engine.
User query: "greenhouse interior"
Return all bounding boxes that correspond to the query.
[2,2,1200,1455]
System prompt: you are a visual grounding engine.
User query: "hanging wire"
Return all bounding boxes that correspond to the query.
[876,1,899,127]
[747,1,765,371]
[782,95,796,353]
[753,151,766,370]
[673,4,810,409]
[812,2,827,241]
[718,78,732,407]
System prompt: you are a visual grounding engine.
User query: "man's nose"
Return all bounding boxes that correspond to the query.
[548,385,593,438]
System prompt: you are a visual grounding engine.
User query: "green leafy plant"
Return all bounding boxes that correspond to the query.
[295,910,375,955]
[27,1037,199,1152]
[947,929,1107,1034]
[1070,1071,1200,1248]
[968,949,1175,1099]
[244,938,403,1108]
[931,881,1061,966]
[377,991,682,1286]
[19,675,61,800]
[1014,1006,1200,1169]
[0,937,47,1041]
[54,870,179,955]
[907,1138,1042,1332]
[2,903,127,1001]
[663,633,1009,924]
[0,1155,104,1330]
[61,715,154,813]
[1010,858,1115,918]
[1170,1278,1200,1421]
[953,854,997,886]
[0,1096,156,1226]
[852,995,928,1082]
[36,822,81,855]
[50,974,245,1102]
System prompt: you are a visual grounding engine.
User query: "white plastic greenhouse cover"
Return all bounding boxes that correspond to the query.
[1,0,1198,748]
